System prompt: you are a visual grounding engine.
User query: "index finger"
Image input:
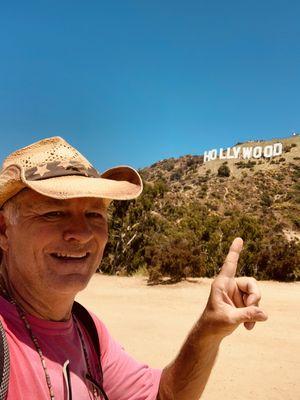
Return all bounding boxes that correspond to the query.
[219,237,243,278]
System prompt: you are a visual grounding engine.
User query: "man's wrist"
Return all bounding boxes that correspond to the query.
[195,311,226,344]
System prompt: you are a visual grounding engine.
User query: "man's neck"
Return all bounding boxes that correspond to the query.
[0,270,74,321]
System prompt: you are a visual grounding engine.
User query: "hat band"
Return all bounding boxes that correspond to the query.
[25,161,100,181]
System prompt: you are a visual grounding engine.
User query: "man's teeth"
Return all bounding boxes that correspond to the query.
[54,253,87,258]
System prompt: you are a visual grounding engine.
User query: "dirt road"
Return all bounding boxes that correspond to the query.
[77,275,300,400]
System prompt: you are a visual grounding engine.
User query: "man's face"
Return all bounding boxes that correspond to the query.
[0,189,108,296]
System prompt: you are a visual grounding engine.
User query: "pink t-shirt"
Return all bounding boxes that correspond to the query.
[0,296,161,399]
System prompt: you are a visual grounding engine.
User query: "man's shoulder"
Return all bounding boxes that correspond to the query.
[73,302,107,330]
[73,302,111,353]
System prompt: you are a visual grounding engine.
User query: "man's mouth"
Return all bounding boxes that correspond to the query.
[50,252,90,262]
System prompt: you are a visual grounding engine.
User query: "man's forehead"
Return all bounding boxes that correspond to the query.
[21,192,105,210]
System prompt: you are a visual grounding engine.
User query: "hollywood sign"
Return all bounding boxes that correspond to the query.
[204,142,283,163]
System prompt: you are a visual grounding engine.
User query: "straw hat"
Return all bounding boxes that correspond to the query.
[0,136,143,208]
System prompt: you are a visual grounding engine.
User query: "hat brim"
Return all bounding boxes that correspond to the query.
[24,166,143,202]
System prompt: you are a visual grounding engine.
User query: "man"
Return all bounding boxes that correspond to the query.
[0,136,267,399]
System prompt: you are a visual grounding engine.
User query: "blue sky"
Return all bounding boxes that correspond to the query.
[0,1,299,171]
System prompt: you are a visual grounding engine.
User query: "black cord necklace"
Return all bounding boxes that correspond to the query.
[0,283,101,399]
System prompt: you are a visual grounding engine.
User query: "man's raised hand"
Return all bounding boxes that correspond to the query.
[201,237,268,339]
[158,238,269,400]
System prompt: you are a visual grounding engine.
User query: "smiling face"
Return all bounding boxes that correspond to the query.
[0,189,108,297]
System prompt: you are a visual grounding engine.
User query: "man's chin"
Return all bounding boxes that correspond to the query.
[47,272,93,295]
[44,254,99,294]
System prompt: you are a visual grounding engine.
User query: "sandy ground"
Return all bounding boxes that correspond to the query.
[76,275,300,400]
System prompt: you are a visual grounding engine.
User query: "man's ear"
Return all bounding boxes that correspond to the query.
[0,212,9,252]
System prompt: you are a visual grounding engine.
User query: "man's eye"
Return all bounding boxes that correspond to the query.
[86,212,104,219]
[43,212,64,218]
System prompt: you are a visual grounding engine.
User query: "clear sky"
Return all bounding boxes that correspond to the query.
[0,0,299,171]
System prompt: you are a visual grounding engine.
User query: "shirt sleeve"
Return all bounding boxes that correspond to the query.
[92,314,162,400]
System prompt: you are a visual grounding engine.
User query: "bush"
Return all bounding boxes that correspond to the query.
[161,159,176,171]
[261,192,273,207]
[99,184,299,283]
[170,169,183,181]
[257,240,300,281]
[217,164,230,177]
[235,161,256,169]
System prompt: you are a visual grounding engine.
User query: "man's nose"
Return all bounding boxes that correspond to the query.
[62,216,94,243]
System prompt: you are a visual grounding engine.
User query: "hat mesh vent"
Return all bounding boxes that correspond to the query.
[11,143,82,169]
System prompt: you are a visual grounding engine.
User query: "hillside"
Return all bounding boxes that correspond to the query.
[141,135,299,236]
[101,135,300,282]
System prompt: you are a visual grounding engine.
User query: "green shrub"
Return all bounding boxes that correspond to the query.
[99,181,299,283]
[235,161,256,169]
[170,170,183,181]
[162,159,176,171]
[261,193,273,207]
[217,164,230,177]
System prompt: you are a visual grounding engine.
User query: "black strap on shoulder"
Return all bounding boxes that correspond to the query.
[72,301,101,363]
[72,301,109,400]
[0,319,9,400]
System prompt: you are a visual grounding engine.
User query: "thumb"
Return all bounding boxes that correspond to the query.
[232,305,268,326]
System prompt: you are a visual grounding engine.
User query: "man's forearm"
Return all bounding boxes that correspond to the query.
[157,238,268,399]
[157,317,222,400]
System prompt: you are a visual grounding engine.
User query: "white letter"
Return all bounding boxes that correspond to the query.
[273,142,283,156]
[232,147,241,158]
[204,151,210,163]
[219,148,227,159]
[226,147,235,159]
[263,145,273,158]
[253,146,262,158]
[210,149,217,160]
[242,147,253,159]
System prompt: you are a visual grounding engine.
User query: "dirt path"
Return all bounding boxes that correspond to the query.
[77,275,300,400]
[223,186,229,201]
